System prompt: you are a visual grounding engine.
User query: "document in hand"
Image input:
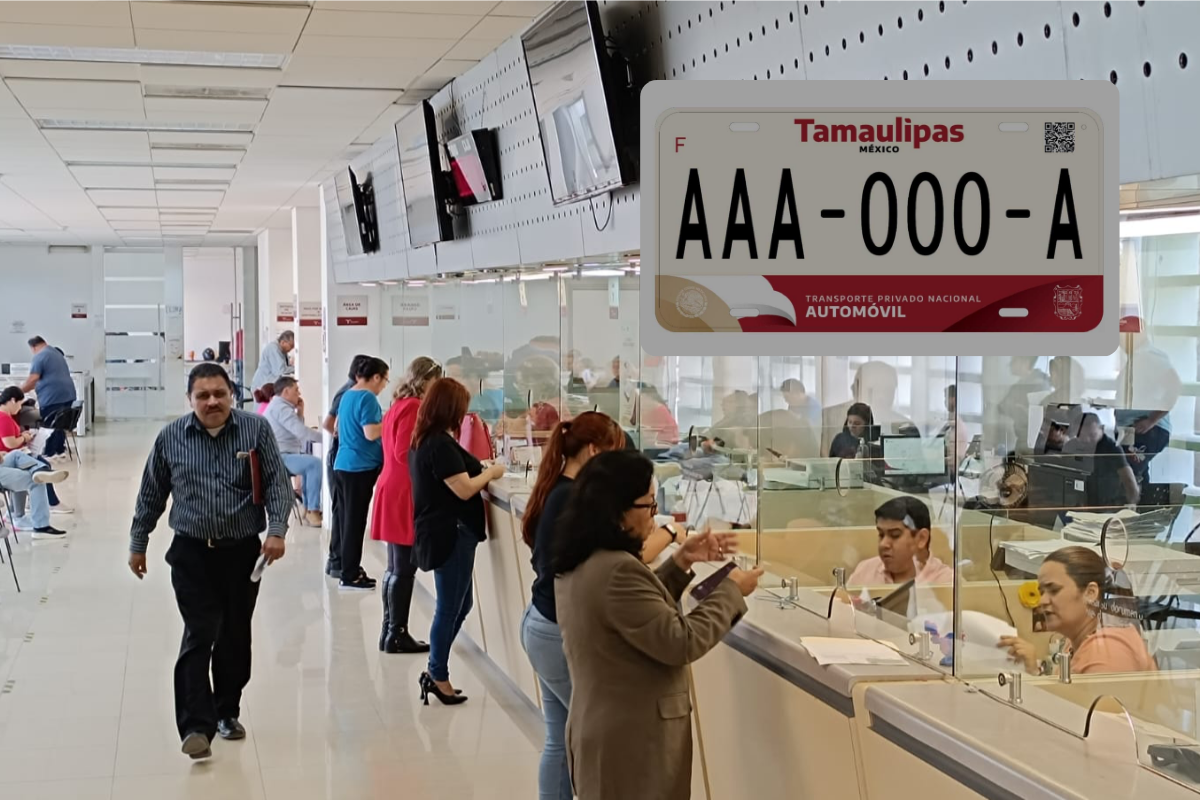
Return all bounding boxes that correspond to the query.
[798,637,909,667]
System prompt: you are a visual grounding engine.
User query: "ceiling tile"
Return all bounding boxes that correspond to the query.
[154,166,237,181]
[445,38,500,61]
[313,1,496,14]
[293,34,458,61]
[44,129,150,150]
[6,78,144,111]
[156,189,225,207]
[279,55,424,89]
[101,207,159,221]
[87,188,158,207]
[353,103,418,144]
[306,9,478,39]
[132,29,300,54]
[0,2,133,27]
[69,165,155,189]
[490,2,552,17]
[151,148,244,165]
[144,96,267,124]
[0,24,136,48]
[465,14,531,40]
[0,82,27,119]
[130,1,309,35]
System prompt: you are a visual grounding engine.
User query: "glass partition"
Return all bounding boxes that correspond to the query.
[372,233,1200,787]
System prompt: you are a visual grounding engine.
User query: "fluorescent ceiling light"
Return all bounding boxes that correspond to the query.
[1119,214,1200,238]
[406,280,426,287]
[143,85,272,101]
[39,119,255,132]
[519,273,552,281]
[379,280,399,286]
[1121,205,1200,215]
[580,269,625,277]
[0,44,286,69]
[360,282,378,287]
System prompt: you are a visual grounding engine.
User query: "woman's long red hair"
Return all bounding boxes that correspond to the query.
[411,378,470,449]
[521,411,623,548]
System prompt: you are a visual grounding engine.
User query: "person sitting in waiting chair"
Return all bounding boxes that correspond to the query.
[0,386,71,514]
[262,377,323,527]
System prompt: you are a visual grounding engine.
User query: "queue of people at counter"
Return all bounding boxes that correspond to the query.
[253,344,1167,797]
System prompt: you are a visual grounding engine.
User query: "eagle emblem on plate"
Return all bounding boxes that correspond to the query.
[1052,285,1083,321]
[675,286,708,319]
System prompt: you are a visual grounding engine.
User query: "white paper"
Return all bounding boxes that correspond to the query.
[27,428,52,456]
[798,636,909,667]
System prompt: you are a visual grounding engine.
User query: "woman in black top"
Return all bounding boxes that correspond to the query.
[829,402,874,459]
[410,378,505,705]
[520,411,685,800]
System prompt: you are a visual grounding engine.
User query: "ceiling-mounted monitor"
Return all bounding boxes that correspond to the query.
[334,167,380,255]
[396,100,453,248]
[334,169,364,256]
[522,0,640,206]
[447,129,502,205]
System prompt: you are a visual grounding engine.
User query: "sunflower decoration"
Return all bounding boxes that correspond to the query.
[1018,581,1041,609]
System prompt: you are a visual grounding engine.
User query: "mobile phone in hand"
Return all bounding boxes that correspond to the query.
[250,554,268,583]
[690,561,736,601]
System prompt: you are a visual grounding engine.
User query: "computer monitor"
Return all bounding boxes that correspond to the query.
[1033,404,1081,455]
[1022,460,1090,528]
[881,435,946,477]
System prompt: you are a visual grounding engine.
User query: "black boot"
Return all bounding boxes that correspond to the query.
[384,570,430,653]
[378,570,393,652]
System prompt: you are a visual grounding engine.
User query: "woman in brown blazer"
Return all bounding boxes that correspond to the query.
[554,451,763,800]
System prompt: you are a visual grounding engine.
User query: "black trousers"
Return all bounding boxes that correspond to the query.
[327,444,341,568]
[333,467,381,580]
[387,543,418,628]
[165,535,261,741]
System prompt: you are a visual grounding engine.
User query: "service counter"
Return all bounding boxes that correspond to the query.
[407,474,1198,799]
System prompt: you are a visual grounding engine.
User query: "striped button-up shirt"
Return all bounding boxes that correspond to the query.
[130,409,292,554]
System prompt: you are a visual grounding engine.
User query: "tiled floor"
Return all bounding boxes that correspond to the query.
[0,422,542,799]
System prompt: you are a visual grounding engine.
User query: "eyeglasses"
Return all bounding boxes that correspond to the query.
[632,501,659,514]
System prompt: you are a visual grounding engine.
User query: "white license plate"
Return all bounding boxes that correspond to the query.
[641,81,1118,356]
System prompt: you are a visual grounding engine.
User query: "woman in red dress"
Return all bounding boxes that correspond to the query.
[371,356,443,654]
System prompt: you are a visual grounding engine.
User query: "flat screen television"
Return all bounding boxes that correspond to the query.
[395,100,453,248]
[334,169,364,256]
[333,166,379,255]
[447,129,502,205]
[522,1,639,205]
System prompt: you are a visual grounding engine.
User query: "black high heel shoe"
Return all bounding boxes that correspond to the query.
[419,671,467,706]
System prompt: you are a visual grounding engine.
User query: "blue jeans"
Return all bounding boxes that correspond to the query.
[2,450,57,511]
[0,465,50,528]
[281,453,322,511]
[521,604,574,800]
[428,526,477,682]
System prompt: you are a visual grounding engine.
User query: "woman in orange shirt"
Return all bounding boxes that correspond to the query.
[1000,546,1156,675]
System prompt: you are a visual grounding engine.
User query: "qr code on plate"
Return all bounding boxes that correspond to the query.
[1045,121,1075,153]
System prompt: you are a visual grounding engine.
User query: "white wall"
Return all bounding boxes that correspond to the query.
[182,248,235,360]
[0,244,104,366]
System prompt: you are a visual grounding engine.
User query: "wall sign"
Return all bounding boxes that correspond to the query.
[336,295,368,326]
[71,303,88,319]
[641,80,1119,356]
[276,301,296,322]
[434,302,458,321]
[299,301,322,327]
[391,290,429,326]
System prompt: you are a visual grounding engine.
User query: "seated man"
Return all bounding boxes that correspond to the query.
[263,377,323,526]
[0,386,70,513]
[849,497,954,586]
[0,456,68,539]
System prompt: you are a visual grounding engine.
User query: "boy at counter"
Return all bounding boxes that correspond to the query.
[848,497,954,586]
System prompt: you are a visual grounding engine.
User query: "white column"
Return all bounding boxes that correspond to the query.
[257,227,295,349]
[292,203,323,426]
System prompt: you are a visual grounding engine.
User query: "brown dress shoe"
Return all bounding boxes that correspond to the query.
[305,510,323,527]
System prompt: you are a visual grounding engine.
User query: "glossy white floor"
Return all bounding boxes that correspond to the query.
[0,421,543,800]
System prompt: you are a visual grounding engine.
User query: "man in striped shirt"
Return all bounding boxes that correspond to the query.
[128,363,292,761]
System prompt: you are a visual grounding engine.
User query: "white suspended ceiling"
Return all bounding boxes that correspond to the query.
[0,0,550,246]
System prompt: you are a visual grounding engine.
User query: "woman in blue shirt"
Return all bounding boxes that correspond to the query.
[332,356,389,590]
